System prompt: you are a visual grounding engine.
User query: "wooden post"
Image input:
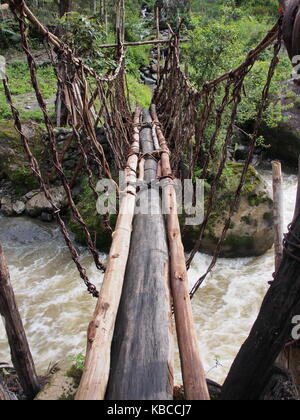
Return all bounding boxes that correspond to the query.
[221,213,300,400]
[155,6,161,84]
[106,109,174,400]
[272,160,300,394]
[272,161,284,273]
[151,105,210,401]
[293,156,300,223]
[272,161,293,373]
[75,106,142,401]
[283,154,300,395]
[115,0,125,44]
[0,247,40,400]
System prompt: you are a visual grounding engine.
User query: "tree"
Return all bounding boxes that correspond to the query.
[55,0,72,18]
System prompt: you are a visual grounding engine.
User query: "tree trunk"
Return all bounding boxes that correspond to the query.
[106,109,174,400]
[0,247,40,400]
[221,214,300,400]
[75,107,142,401]
[151,104,209,401]
[58,0,72,18]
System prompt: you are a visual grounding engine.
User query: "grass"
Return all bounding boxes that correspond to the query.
[125,73,152,110]
[0,61,57,123]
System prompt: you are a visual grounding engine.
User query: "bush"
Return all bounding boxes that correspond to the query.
[182,5,292,130]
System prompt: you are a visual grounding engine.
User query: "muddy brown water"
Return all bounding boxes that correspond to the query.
[0,170,297,385]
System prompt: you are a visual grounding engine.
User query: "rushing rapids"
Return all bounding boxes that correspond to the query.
[0,170,297,385]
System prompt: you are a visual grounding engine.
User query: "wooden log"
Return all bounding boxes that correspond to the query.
[75,106,142,401]
[271,158,300,394]
[0,246,40,400]
[284,154,300,396]
[272,161,292,371]
[260,365,298,400]
[95,39,187,49]
[293,155,300,223]
[151,105,210,401]
[272,161,284,273]
[155,6,161,83]
[106,109,174,400]
[220,214,300,400]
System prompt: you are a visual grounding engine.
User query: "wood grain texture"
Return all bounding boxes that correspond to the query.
[151,105,210,401]
[0,246,40,399]
[272,161,284,273]
[76,106,142,400]
[106,109,174,400]
[221,215,300,400]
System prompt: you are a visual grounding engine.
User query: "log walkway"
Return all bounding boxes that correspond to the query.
[76,108,209,401]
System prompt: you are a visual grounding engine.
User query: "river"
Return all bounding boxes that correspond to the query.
[0,169,298,386]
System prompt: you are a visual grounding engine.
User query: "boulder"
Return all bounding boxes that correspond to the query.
[34,360,81,401]
[0,197,14,217]
[182,164,274,258]
[26,186,68,218]
[260,79,300,167]
[12,201,25,215]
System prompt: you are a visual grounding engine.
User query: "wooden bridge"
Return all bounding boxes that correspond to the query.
[75,105,209,400]
[2,0,300,401]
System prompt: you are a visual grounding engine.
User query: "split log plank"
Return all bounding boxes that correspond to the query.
[106,109,174,400]
[76,106,142,400]
[151,105,210,401]
[0,246,40,399]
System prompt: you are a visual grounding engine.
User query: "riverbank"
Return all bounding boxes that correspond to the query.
[0,169,297,387]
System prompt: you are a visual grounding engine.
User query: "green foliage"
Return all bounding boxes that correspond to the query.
[183,1,292,131]
[126,73,152,109]
[182,17,241,85]
[235,0,279,18]
[68,177,116,252]
[4,62,57,98]
[0,62,56,123]
[0,18,20,51]
[189,0,278,21]
[9,166,39,195]
[59,12,115,73]
[68,354,85,371]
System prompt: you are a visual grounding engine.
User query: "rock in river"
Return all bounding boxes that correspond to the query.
[25,186,68,218]
[182,164,274,258]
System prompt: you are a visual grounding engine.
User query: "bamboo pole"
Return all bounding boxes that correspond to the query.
[151,105,210,401]
[0,246,40,399]
[272,161,284,273]
[75,106,142,401]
